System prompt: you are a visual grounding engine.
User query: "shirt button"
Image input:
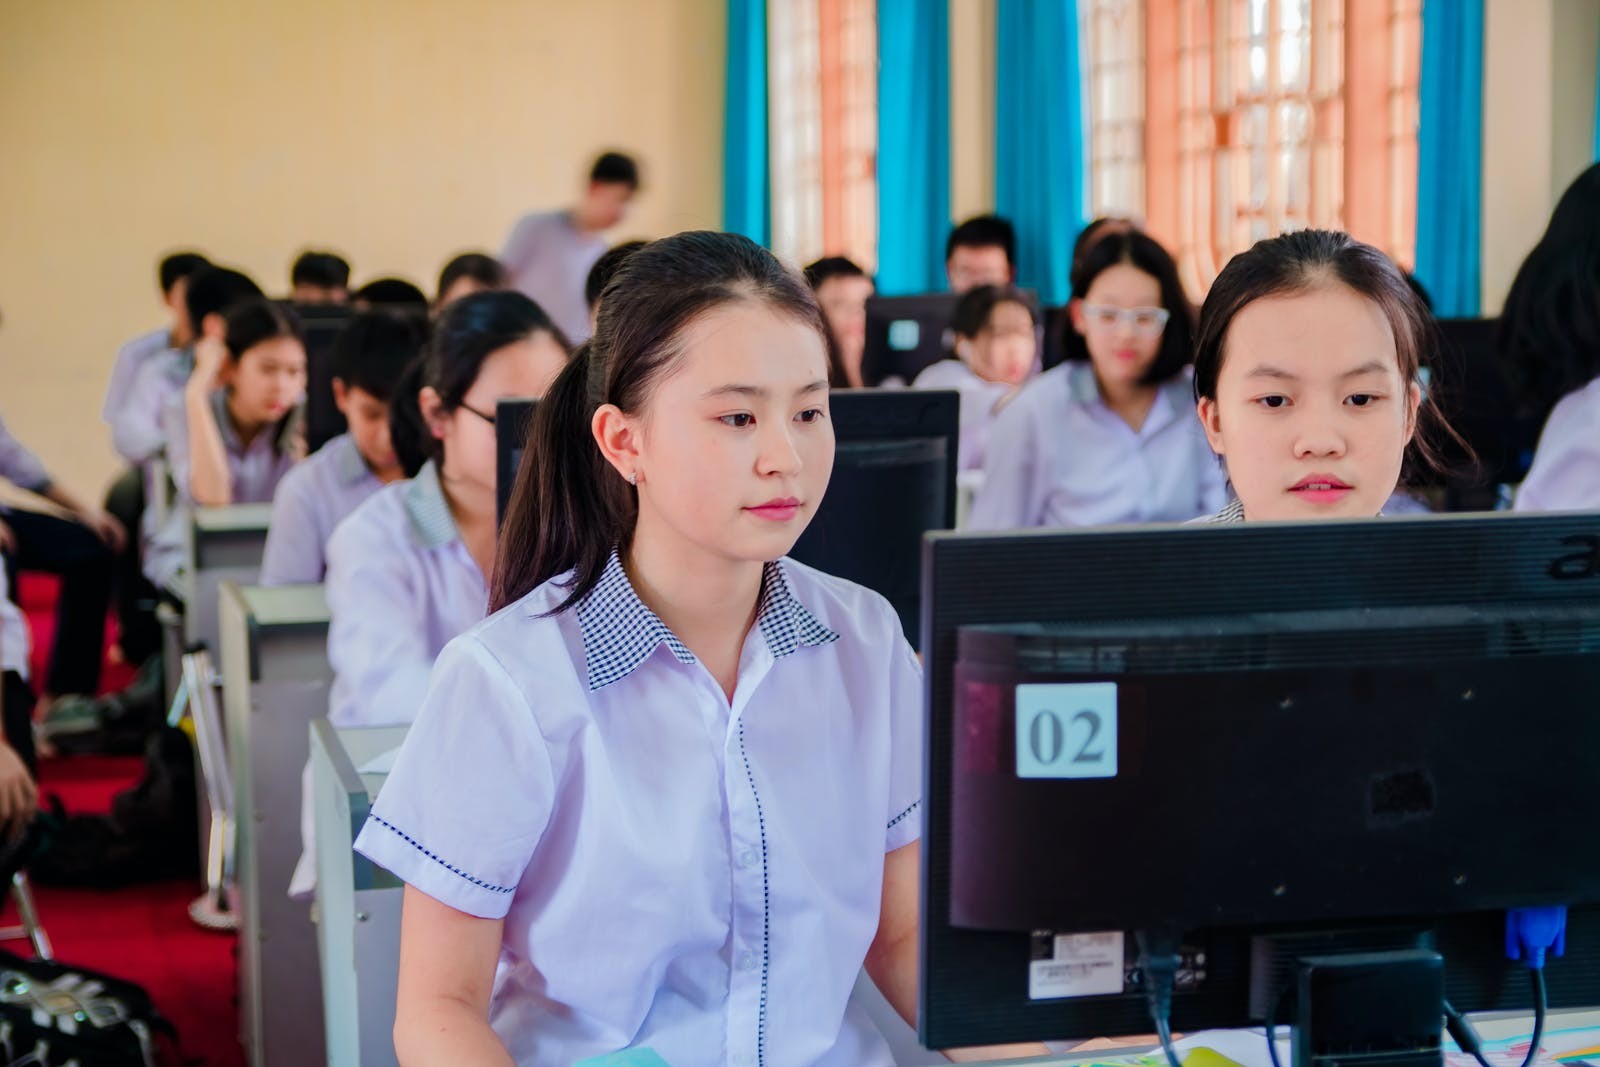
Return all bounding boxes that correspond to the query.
[737,848,759,869]
[738,951,759,972]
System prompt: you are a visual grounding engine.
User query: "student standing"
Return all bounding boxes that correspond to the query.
[353,232,1043,1065]
[969,230,1224,528]
[500,151,641,343]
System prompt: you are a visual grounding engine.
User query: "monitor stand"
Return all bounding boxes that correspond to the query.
[1292,950,1444,1067]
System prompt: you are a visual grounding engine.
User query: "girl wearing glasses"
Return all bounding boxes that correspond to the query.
[969,229,1225,528]
[912,284,1038,470]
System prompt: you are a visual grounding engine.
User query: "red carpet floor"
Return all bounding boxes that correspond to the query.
[19,573,244,1066]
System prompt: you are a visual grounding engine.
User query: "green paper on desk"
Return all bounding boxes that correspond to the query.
[574,1050,673,1067]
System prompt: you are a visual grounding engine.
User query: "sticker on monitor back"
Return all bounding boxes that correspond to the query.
[1028,931,1126,999]
[1015,683,1118,779]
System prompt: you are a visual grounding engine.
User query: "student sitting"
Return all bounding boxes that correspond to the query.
[946,214,1018,293]
[0,567,37,841]
[1190,229,1443,523]
[103,251,210,461]
[1505,164,1600,511]
[584,239,649,334]
[805,255,875,388]
[351,277,429,319]
[436,253,506,311]
[913,285,1037,471]
[970,230,1224,529]
[259,311,420,586]
[142,298,306,591]
[287,292,569,899]
[351,231,1044,1064]
[289,250,351,305]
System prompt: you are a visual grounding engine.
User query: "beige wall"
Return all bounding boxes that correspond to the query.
[949,0,996,222]
[0,0,724,496]
[1480,0,1599,315]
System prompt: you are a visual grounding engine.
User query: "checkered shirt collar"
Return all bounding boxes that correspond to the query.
[575,549,839,691]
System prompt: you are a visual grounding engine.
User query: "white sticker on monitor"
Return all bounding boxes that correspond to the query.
[1028,931,1126,1000]
[1015,683,1118,779]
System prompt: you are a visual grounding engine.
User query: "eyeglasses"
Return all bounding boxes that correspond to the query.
[1082,304,1171,338]
[460,403,496,426]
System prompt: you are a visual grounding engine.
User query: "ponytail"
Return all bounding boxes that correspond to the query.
[491,343,631,612]
[387,355,431,479]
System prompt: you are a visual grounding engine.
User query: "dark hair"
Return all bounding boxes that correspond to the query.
[585,240,650,309]
[436,253,505,303]
[803,255,869,290]
[1069,216,1136,292]
[1497,162,1600,423]
[185,266,265,336]
[353,277,429,313]
[222,298,306,452]
[945,214,1017,266]
[158,252,210,295]
[950,285,1037,341]
[389,290,570,478]
[590,151,640,189]
[1065,230,1193,385]
[291,251,351,291]
[330,310,423,403]
[493,230,826,613]
[1194,229,1461,478]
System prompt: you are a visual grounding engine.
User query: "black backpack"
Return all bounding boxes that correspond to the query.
[0,948,182,1066]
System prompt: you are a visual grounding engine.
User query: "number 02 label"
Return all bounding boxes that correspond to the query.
[1015,683,1119,779]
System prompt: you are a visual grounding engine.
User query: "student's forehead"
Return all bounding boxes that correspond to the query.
[666,303,828,385]
[1226,288,1399,376]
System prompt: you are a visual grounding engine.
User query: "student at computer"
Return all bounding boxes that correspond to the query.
[352,231,1044,1065]
[970,230,1223,529]
[945,214,1018,293]
[912,284,1037,471]
[142,297,306,590]
[805,255,875,388]
[1502,164,1600,512]
[259,310,420,586]
[103,251,210,461]
[288,250,351,305]
[1190,229,1449,523]
[436,253,506,311]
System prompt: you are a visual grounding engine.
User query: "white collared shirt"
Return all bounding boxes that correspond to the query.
[260,434,384,586]
[1516,376,1600,512]
[968,361,1226,529]
[354,551,923,1066]
[0,568,29,681]
[324,460,487,729]
[103,327,173,456]
[911,358,1017,472]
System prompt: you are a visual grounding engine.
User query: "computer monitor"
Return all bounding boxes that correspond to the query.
[495,397,538,526]
[919,513,1600,1050]
[293,303,355,453]
[1041,304,1074,371]
[786,390,959,647]
[861,294,960,386]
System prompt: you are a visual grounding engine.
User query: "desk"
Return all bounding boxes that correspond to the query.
[219,582,332,1067]
[186,503,275,653]
[312,721,407,1067]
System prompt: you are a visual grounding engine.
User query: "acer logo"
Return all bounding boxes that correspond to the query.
[1548,535,1600,579]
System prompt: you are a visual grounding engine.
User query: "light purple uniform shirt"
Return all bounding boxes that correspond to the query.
[103,327,174,457]
[354,551,922,1066]
[113,347,193,465]
[910,358,1017,472]
[141,388,299,590]
[500,209,606,343]
[0,413,52,495]
[969,361,1226,529]
[1516,376,1600,512]
[259,434,383,587]
[324,460,488,729]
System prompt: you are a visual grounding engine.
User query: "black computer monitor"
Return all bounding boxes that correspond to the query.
[861,294,960,386]
[1041,304,1074,371]
[787,390,959,646]
[495,397,538,526]
[919,514,1600,1051]
[293,303,355,453]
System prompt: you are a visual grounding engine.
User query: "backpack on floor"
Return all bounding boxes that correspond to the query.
[0,948,183,1066]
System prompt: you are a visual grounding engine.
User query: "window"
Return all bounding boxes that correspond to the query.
[1084,0,1147,219]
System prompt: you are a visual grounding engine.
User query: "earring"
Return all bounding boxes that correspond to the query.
[626,471,637,486]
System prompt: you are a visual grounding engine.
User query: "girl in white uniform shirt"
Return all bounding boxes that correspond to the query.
[1502,164,1600,512]
[969,230,1225,529]
[912,284,1037,471]
[289,292,570,899]
[1189,230,1439,524]
[353,232,1044,1065]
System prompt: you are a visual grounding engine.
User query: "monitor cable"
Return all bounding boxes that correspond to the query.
[1136,929,1184,1067]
